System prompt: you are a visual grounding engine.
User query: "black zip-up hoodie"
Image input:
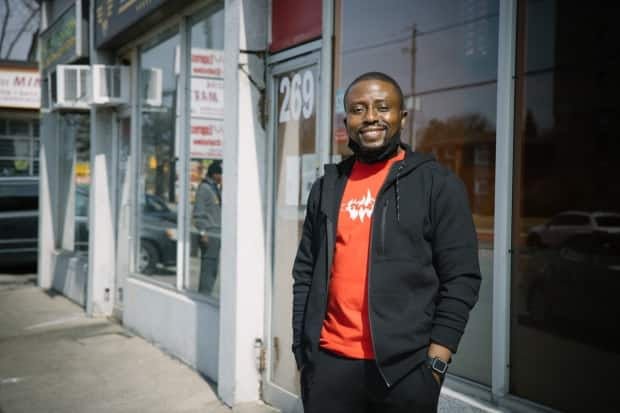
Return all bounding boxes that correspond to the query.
[291,144,481,387]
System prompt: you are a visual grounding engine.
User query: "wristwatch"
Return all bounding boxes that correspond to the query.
[426,357,449,380]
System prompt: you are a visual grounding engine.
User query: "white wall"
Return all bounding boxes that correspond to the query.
[86,108,116,316]
[38,112,59,289]
[218,0,269,406]
[85,0,118,316]
[124,278,220,379]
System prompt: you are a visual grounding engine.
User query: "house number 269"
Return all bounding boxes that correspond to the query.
[279,70,314,123]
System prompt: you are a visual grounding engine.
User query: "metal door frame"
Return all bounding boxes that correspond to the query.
[262,45,325,412]
[113,111,132,317]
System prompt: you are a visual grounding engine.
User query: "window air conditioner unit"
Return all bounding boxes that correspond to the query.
[50,65,91,110]
[141,68,163,107]
[91,65,130,106]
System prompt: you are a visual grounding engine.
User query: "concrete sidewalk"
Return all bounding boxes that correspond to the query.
[0,274,278,413]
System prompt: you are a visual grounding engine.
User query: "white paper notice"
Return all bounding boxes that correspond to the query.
[190,118,224,159]
[191,77,225,119]
[301,154,318,206]
[286,156,300,207]
[191,48,224,78]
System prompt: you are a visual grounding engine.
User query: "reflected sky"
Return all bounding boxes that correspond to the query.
[339,0,499,130]
[141,31,180,95]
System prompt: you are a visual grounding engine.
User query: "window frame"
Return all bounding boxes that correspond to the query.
[0,116,41,177]
[127,3,225,302]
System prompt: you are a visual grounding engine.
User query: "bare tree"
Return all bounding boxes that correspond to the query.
[0,0,40,60]
[0,0,10,53]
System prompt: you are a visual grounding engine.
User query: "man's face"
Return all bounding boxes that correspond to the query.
[344,79,407,149]
[212,173,222,186]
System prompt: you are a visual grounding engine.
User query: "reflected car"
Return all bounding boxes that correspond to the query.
[526,211,620,248]
[519,232,620,331]
[76,187,177,274]
[0,177,38,268]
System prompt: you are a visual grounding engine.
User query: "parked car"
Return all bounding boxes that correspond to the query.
[526,211,620,248]
[75,187,178,274]
[0,177,39,269]
[519,232,620,332]
[1,177,180,274]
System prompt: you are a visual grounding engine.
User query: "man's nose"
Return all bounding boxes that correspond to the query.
[363,107,378,123]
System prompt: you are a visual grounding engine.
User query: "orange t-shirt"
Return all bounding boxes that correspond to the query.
[319,151,405,359]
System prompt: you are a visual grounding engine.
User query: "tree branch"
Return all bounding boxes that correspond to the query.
[5,4,39,59]
[22,0,38,12]
[0,0,11,55]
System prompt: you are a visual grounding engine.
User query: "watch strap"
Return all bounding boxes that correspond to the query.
[426,357,449,376]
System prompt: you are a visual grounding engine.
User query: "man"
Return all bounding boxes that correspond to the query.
[291,72,481,412]
[193,161,222,294]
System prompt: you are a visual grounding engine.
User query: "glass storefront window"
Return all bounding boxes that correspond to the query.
[333,0,498,385]
[138,29,180,284]
[510,2,620,411]
[187,5,225,298]
[0,118,40,177]
[74,115,90,253]
[56,113,90,253]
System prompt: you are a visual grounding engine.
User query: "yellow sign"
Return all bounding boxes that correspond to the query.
[75,162,90,176]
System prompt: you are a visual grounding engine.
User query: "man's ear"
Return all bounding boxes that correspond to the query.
[343,117,348,128]
[400,111,408,128]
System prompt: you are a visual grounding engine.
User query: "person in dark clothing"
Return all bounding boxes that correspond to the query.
[291,72,481,412]
[193,161,222,294]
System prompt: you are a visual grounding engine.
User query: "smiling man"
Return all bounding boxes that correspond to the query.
[292,72,481,412]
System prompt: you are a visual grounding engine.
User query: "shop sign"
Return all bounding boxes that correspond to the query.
[190,118,223,160]
[40,2,88,72]
[0,68,41,109]
[191,48,224,78]
[271,0,322,53]
[95,0,184,47]
[191,78,224,119]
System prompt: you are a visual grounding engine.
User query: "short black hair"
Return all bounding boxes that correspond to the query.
[207,161,222,177]
[343,72,404,110]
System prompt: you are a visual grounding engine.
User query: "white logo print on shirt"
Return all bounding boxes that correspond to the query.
[342,189,375,223]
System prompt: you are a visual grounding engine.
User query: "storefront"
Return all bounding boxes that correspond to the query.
[0,63,41,178]
[37,0,620,412]
[0,62,41,268]
[37,0,91,305]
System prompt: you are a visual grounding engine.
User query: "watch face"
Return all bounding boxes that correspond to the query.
[432,358,448,374]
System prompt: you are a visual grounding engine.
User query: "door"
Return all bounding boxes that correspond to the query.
[263,52,321,412]
[114,116,132,316]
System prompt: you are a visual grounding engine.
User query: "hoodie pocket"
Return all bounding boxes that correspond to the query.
[380,200,388,255]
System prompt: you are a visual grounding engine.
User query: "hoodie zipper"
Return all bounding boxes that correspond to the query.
[367,195,391,387]
[366,162,402,388]
[380,200,388,255]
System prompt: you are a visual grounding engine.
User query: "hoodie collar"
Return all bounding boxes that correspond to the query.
[328,143,435,180]
[320,144,435,220]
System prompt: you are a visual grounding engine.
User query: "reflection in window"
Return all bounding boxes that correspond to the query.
[333,0,498,385]
[56,114,90,253]
[595,215,620,228]
[187,5,225,298]
[510,2,620,411]
[0,118,40,177]
[138,30,180,283]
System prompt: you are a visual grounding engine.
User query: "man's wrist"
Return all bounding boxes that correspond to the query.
[427,342,452,363]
